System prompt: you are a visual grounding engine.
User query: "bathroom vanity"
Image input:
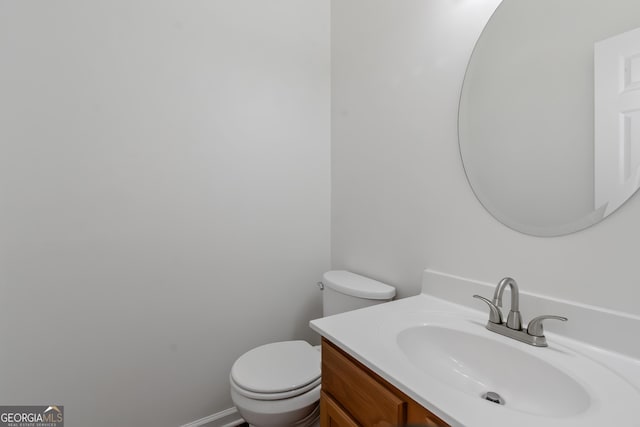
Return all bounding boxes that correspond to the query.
[310,270,640,427]
[320,338,447,426]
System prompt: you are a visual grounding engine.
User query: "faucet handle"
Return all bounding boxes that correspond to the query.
[526,315,568,337]
[473,295,503,324]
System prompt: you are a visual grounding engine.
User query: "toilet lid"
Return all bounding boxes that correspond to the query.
[231,341,321,394]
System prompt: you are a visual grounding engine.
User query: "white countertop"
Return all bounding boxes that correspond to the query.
[310,293,640,427]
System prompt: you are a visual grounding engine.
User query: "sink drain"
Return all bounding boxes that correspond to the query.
[482,391,505,405]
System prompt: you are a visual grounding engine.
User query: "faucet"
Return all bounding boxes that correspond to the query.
[492,277,522,330]
[473,277,567,347]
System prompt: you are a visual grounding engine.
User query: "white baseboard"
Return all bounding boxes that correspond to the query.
[180,407,245,427]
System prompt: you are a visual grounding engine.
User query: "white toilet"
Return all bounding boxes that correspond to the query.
[229,270,396,427]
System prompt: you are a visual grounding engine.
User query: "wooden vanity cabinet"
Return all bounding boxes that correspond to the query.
[320,338,449,427]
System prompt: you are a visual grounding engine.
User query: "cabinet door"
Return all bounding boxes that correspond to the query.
[322,342,405,425]
[320,391,359,427]
[407,401,448,427]
[321,339,450,427]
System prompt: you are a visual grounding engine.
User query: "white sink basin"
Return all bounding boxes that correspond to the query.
[397,324,590,417]
[377,310,640,426]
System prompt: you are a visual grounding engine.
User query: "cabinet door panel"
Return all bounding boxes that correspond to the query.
[322,341,405,426]
[407,401,448,427]
[320,391,359,427]
[321,339,450,427]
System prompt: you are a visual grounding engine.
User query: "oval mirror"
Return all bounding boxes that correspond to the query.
[459,0,640,236]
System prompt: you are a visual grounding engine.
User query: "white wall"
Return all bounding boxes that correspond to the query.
[331,0,640,316]
[0,1,329,426]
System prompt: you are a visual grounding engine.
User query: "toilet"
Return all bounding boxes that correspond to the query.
[230,270,396,427]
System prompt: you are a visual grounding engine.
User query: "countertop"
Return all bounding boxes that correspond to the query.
[310,293,640,427]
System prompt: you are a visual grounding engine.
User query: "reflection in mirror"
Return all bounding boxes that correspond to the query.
[459,0,640,236]
[595,27,640,217]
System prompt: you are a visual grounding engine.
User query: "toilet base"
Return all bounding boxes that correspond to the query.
[247,403,319,427]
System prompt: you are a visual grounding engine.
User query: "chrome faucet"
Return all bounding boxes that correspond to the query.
[473,277,567,347]
[492,277,523,330]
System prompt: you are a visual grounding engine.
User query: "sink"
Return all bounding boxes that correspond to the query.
[314,293,640,427]
[397,324,590,417]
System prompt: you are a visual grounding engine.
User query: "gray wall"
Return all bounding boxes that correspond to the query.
[0,1,330,426]
[331,0,640,315]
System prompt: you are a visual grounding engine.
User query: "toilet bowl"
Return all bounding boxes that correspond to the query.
[230,341,321,427]
[230,380,320,427]
[230,271,396,427]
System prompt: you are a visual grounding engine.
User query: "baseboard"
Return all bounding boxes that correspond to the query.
[180,407,245,427]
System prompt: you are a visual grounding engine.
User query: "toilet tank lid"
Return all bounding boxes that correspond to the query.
[322,270,396,300]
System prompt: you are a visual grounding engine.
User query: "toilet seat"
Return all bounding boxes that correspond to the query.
[231,340,320,400]
[231,374,321,400]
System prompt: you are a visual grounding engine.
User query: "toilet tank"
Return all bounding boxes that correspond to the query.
[321,270,396,317]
